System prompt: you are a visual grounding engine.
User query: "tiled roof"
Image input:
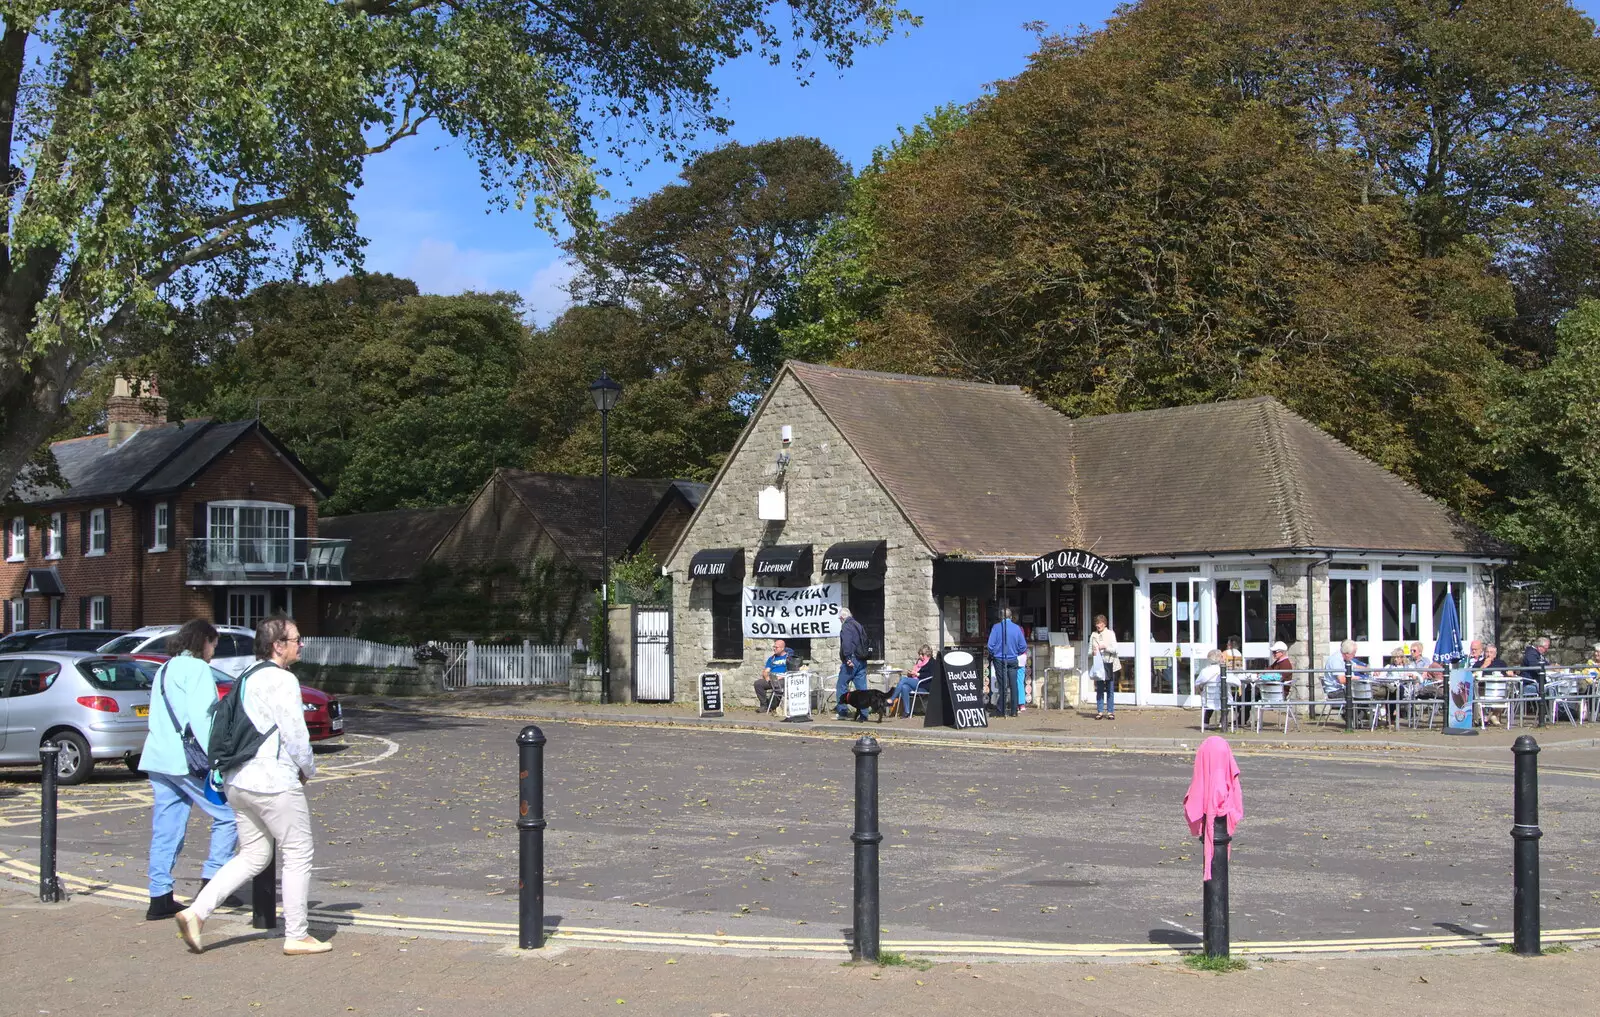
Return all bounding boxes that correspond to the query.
[786,362,1504,559]
[318,506,465,583]
[500,470,686,581]
[16,419,326,506]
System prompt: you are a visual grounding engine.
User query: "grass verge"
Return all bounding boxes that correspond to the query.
[877,951,934,970]
[1184,953,1248,973]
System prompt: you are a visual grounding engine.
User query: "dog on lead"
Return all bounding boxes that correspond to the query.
[839,688,890,723]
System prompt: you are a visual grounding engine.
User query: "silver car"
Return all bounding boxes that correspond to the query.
[0,653,155,785]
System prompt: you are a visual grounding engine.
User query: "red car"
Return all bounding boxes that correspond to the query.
[134,654,345,742]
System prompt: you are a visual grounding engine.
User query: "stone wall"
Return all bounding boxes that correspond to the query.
[667,374,938,708]
[1498,588,1598,665]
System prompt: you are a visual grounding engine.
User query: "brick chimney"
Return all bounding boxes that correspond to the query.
[107,375,168,446]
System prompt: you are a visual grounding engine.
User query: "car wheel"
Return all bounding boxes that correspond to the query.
[45,731,94,786]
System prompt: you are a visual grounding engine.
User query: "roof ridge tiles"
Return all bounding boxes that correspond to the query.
[788,360,1025,393]
[1254,399,1313,547]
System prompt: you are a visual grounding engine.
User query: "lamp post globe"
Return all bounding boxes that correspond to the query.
[590,372,622,704]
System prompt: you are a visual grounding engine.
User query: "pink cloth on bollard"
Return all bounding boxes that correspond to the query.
[1183,735,1243,881]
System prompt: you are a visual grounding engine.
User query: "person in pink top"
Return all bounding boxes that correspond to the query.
[1183,736,1243,881]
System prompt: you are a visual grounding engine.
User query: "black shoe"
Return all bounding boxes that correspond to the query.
[146,892,186,920]
[200,878,246,909]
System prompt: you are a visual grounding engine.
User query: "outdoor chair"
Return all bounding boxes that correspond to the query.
[1548,677,1586,726]
[1401,680,1443,730]
[904,675,932,718]
[1476,676,1515,729]
[1253,680,1300,733]
[1198,679,1236,733]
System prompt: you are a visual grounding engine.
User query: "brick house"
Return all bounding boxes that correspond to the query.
[1,378,347,635]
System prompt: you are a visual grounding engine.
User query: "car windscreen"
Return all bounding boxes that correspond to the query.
[0,634,34,652]
[77,658,157,691]
[96,634,147,654]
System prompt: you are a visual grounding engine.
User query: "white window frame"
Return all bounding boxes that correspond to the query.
[7,516,24,561]
[9,599,22,632]
[208,500,293,570]
[46,512,63,559]
[87,508,107,556]
[151,501,169,552]
[88,595,108,629]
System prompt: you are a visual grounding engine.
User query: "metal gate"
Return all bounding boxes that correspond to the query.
[634,607,673,702]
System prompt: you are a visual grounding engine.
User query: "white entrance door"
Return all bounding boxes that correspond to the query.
[1147,576,1210,706]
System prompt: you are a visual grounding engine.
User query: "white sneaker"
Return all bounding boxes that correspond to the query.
[283,936,332,956]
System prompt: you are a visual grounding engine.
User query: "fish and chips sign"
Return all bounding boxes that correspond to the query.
[1025,548,1134,583]
[741,583,843,639]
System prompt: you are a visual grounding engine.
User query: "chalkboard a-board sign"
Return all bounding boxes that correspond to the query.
[924,649,989,730]
[782,669,813,723]
[698,671,724,718]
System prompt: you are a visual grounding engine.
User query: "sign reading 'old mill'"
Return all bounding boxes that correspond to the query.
[1025,548,1133,582]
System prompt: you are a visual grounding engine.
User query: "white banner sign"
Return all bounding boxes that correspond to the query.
[741,583,843,639]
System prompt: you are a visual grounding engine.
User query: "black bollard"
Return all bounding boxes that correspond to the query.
[1512,735,1542,956]
[517,725,547,950]
[38,744,62,903]
[251,850,277,929]
[851,735,882,963]
[1203,814,1231,958]
[1344,661,1355,733]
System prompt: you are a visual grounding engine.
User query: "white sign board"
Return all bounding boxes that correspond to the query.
[784,671,812,720]
[741,583,843,639]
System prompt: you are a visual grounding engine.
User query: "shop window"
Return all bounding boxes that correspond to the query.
[848,574,885,661]
[1329,578,1369,641]
[1381,579,1419,641]
[711,578,742,660]
[1217,579,1270,648]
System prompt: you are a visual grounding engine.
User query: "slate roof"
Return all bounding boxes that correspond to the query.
[500,470,691,581]
[318,506,465,583]
[18,419,325,505]
[783,362,1504,560]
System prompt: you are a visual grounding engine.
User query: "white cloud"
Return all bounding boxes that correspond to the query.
[522,258,578,326]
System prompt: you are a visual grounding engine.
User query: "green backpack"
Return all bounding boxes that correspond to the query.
[207,662,279,773]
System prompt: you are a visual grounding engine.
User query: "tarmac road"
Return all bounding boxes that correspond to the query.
[2,709,1598,947]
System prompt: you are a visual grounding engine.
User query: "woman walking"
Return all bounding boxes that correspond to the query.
[175,614,329,956]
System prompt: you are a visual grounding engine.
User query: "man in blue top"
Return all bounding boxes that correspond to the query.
[836,608,870,721]
[138,618,240,920]
[754,639,795,713]
[987,607,1027,718]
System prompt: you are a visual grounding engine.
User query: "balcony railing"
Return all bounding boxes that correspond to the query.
[185,537,350,585]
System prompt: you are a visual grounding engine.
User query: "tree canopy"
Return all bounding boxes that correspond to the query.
[0,0,914,498]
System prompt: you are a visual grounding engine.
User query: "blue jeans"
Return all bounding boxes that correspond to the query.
[148,772,238,896]
[891,676,921,717]
[1095,678,1116,715]
[836,657,867,717]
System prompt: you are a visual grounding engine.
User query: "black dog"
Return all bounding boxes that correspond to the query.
[839,688,890,723]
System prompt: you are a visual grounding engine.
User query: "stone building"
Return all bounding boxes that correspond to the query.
[665,362,1509,708]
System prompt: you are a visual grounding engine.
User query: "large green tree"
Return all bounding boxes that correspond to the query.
[0,0,914,497]
[526,136,851,479]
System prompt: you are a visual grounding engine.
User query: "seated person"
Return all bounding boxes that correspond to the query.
[889,646,937,718]
[1194,649,1240,727]
[1322,639,1366,714]
[753,639,796,713]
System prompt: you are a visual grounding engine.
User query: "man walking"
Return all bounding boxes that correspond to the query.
[139,618,239,920]
[836,608,869,721]
[754,638,795,712]
[176,614,329,956]
[986,608,1026,718]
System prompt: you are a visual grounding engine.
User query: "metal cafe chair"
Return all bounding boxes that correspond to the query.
[1254,679,1300,733]
[1475,673,1515,729]
[1198,677,1235,733]
[1548,675,1586,726]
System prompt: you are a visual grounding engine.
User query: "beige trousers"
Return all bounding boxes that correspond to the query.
[189,785,315,940]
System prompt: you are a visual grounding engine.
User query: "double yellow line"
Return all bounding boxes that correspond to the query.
[2,850,1595,959]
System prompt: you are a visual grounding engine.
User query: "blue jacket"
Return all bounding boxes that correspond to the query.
[137,653,221,776]
[987,619,1027,662]
[840,617,868,662]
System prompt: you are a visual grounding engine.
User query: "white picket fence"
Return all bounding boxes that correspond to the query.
[439,641,576,689]
[300,636,418,669]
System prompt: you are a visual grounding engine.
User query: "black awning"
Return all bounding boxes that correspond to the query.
[688,547,744,580]
[752,544,813,579]
[21,568,65,596]
[821,540,886,574]
[932,559,995,598]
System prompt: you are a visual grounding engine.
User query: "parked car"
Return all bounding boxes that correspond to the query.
[0,629,129,654]
[98,625,257,676]
[0,653,156,784]
[134,653,345,744]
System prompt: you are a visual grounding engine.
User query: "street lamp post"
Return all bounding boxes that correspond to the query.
[589,372,622,704]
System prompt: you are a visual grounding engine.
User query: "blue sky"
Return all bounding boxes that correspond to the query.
[347,1,1598,325]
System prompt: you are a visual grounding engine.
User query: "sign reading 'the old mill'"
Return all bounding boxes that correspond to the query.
[1025,548,1135,583]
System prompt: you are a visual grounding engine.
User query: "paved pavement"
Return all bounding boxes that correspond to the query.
[4,886,1599,1017]
[2,706,1597,952]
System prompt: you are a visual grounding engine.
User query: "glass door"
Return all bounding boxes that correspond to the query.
[1148,577,1209,706]
[1216,576,1272,668]
[1086,582,1137,703]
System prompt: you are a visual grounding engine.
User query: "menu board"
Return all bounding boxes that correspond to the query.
[924,649,988,730]
[698,671,724,718]
[1054,582,1081,637]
